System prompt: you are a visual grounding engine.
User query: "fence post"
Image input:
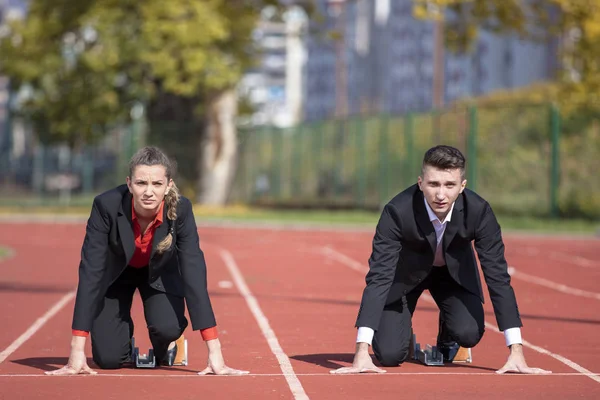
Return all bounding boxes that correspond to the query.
[271,126,282,199]
[550,103,561,218]
[467,106,478,192]
[355,118,366,207]
[404,113,415,187]
[379,114,389,206]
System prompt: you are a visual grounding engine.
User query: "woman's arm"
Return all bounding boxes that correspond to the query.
[175,198,248,375]
[47,197,110,376]
[72,197,111,332]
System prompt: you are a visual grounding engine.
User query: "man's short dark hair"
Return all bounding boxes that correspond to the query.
[422,145,466,176]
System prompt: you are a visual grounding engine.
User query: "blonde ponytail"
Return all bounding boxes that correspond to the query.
[156,182,180,254]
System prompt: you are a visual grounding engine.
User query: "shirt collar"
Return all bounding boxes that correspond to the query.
[423,196,455,225]
[131,198,164,225]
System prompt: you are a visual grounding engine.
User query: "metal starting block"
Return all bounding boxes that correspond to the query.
[132,337,156,368]
[172,335,188,366]
[412,334,444,366]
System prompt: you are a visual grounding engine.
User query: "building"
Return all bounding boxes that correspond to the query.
[302,0,558,121]
[237,6,308,128]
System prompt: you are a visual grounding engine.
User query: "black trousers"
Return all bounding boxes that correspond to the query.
[90,266,188,369]
[372,266,485,367]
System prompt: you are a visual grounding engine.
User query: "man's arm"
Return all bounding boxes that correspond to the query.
[331,203,402,374]
[473,202,521,332]
[355,203,403,330]
[474,202,551,375]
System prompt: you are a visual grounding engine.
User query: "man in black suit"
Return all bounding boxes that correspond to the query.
[332,145,550,375]
[46,146,247,376]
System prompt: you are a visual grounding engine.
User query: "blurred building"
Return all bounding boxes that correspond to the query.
[237,6,308,128]
[303,0,559,121]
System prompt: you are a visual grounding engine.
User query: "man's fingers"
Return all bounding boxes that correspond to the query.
[495,364,518,374]
[197,367,213,375]
[522,367,552,375]
[82,365,98,375]
[330,365,385,375]
[44,366,77,376]
[330,367,360,375]
[361,366,387,374]
[220,367,249,376]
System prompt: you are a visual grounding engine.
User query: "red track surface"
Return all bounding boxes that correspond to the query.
[0,222,599,399]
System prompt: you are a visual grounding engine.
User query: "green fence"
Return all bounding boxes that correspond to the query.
[230,103,599,219]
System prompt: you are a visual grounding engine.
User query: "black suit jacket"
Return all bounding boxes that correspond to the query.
[356,184,522,332]
[72,184,216,332]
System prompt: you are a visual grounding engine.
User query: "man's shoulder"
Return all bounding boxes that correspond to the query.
[387,184,419,209]
[462,188,491,211]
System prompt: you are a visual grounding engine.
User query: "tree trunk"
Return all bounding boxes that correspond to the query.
[196,89,238,205]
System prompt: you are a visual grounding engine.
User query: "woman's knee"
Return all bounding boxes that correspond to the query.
[148,321,185,343]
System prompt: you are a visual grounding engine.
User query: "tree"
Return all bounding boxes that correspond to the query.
[0,0,307,204]
[413,0,600,112]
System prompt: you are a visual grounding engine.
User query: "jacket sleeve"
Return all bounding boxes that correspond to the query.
[72,197,111,332]
[355,203,403,330]
[473,202,522,331]
[175,198,217,330]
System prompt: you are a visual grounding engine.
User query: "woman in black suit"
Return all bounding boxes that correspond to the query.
[47,146,247,375]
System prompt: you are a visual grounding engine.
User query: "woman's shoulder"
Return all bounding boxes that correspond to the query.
[93,184,129,211]
[176,195,193,215]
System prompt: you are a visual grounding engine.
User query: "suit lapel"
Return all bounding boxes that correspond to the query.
[442,194,464,253]
[414,189,437,254]
[150,205,169,261]
[117,191,135,265]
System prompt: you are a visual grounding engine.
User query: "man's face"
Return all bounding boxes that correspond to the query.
[126,165,172,217]
[418,165,466,220]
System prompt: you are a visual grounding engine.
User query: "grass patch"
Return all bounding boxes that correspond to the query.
[0,203,598,235]
[0,246,13,261]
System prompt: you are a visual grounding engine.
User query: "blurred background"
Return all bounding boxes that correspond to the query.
[0,0,598,231]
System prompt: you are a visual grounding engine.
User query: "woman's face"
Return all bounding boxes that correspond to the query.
[126,164,172,217]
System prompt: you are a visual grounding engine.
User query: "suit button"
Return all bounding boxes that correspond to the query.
[403,290,407,294]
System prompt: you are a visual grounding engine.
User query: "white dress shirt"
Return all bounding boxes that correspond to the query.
[356,198,522,347]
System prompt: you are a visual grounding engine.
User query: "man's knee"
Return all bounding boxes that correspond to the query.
[374,347,410,367]
[453,324,484,348]
[92,352,125,370]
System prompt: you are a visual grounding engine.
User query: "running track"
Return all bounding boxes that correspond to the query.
[0,221,599,399]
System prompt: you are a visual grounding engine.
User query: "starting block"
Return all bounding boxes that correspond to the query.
[132,337,156,368]
[452,346,472,363]
[172,334,188,366]
[411,333,473,365]
[412,334,444,366]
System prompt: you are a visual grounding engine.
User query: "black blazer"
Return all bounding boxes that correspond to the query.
[72,184,216,332]
[356,184,522,332]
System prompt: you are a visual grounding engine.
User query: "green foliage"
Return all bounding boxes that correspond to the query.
[0,0,290,145]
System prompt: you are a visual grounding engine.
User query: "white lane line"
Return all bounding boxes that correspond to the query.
[515,247,599,269]
[0,290,76,364]
[321,247,367,273]
[508,267,600,301]
[322,246,600,385]
[218,248,309,400]
[1,372,595,378]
